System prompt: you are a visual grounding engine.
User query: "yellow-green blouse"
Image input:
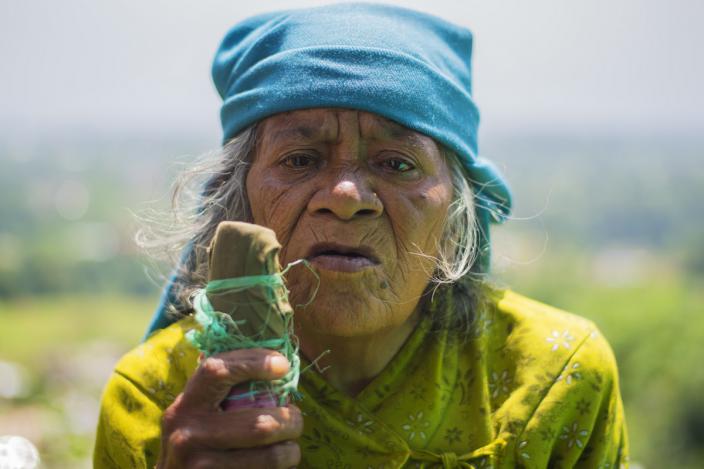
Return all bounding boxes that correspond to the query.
[94,291,628,468]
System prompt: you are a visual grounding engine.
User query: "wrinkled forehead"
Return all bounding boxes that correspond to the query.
[257,108,435,149]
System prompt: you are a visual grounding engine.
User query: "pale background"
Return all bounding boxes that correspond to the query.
[2,0,702,140]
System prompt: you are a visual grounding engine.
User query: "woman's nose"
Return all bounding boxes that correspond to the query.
[308,175,383,221]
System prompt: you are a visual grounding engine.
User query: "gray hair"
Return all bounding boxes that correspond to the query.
[137,124,487,331]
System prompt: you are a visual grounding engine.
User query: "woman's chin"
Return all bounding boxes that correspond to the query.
[293,288,394,338]
[295,289,388,337]
[288,267,384,305]
[287,269,421,337]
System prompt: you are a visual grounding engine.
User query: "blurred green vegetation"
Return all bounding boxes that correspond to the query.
[0,297,150,365]
[0,297,150,468]
[0,134,702,468]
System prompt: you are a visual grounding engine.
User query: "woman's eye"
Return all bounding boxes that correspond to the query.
[381,157,415,173]
[282,153,316,169]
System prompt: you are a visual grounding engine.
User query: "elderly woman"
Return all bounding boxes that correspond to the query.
[95,4,628,468]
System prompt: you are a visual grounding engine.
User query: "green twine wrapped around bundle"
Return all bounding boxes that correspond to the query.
[186,221,311,408]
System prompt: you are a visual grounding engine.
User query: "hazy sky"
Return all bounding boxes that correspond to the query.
[1,0,702,142]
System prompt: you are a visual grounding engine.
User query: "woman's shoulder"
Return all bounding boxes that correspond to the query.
[479,291,627,466]
[488,289,614,363]
[111,315,200,407]
[494,290,596,336]
[479,291,623,436]
[94,316,200,468]
[483,289,619,380]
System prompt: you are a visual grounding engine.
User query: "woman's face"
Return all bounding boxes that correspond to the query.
[246,109,453,337]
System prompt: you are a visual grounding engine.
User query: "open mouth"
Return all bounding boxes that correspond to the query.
[306,243,380,273]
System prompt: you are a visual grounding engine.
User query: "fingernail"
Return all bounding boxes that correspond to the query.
[269,355,289,370]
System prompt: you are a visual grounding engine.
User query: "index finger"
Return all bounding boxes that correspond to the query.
[180,348,290,411]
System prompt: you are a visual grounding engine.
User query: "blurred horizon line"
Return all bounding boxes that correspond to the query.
[2,125,703,148]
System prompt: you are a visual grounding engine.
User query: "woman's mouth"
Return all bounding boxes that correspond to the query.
[306,243,380,273]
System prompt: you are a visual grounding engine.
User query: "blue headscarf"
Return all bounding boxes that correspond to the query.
[145,3,512,337]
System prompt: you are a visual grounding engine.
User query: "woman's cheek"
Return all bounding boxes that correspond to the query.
[396,188,449,252]
[250,179,304,246]
[416,183,452,236]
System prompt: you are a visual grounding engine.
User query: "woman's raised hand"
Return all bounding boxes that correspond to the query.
[157,349,303,468]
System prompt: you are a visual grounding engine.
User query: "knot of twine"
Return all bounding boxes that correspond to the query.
[186,259,318,405]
